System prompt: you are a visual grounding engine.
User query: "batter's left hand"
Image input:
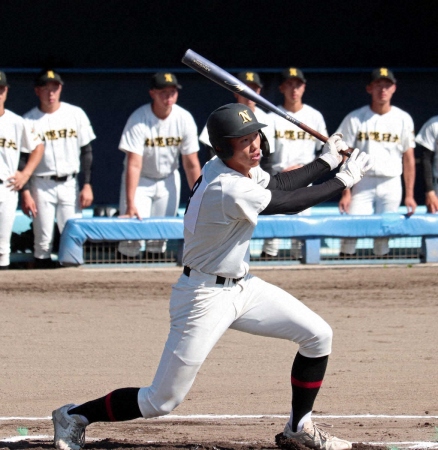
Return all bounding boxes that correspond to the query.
[80,184,94,208]
[404,195,417,216]
[320,133,349,169]
[7,170,30,191]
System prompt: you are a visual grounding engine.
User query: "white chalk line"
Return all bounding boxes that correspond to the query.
[2,414,437,448]
[1,414,438,420]
[1,436,438,448]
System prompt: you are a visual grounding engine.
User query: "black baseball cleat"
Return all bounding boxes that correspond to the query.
[339,252,357,258]
[259,251,277,260]
[34,258,60,269]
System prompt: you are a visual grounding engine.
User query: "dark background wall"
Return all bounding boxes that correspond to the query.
[2,0,437,207]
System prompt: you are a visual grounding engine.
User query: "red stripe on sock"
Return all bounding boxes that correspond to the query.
[105,392,116,422]
[291,376,323,389]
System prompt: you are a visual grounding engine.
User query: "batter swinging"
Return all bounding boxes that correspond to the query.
[51,103,372,450]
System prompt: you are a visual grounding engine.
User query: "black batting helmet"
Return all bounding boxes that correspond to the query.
[207,103,270,161]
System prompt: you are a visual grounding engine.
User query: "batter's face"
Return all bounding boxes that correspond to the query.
[234,83,261,111]
[150,87,179,109]
[280,78,306,104]
[226,131,261,176]
[35,81,62,111]
[366,79,396,104]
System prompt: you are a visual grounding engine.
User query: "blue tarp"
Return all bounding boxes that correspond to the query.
[58,214,438,266]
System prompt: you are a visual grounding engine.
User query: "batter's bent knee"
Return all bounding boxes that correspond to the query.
[138,386,185,418]
[299,321,333,358]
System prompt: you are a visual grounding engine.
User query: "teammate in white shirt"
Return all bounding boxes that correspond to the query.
[335,68,417,257]
[415,116,438,213]
[51,103,372,450]
[0,71,44,269]
[262,67,328,259]
[22,69,96,269]
[118,72,201,258]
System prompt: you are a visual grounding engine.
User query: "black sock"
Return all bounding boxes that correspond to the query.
[68,387,142,424]
[291,352,328,432]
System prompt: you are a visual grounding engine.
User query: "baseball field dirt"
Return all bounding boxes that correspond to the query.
[1,264,437,450]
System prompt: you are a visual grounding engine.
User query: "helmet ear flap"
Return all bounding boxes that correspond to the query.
[259,130,270,157]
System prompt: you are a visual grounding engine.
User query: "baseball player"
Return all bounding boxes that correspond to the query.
[198,71,275,164]
[21,69,96,269]
[335,68,416,257]
[51,103,372,450]
[415,116,438,213]
[118,72,201,259]
[262,67,328,259]
[0,70,44,269]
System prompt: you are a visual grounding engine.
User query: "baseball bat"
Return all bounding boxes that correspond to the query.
[182,49,352,157]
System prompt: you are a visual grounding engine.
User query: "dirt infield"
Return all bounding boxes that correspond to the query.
[1,264,437,449]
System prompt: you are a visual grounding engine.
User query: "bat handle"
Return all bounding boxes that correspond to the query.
[339,148,354,158]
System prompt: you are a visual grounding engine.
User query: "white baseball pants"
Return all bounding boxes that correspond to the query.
[30,177,81,259]
[340,175,402,256]
[118,170,181,256]
[137,272,332,418]
[0,184,18,266]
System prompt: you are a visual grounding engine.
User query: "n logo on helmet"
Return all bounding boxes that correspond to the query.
[164,73,173,82]
[289,68,298,76]
[238,110,252,124]
[47,71,55,78]
[380,68,388,77]
[245,72,255,82]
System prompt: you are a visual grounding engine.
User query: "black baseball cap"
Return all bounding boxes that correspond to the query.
[0,71,9,87]
[281,67,306,83]
[370,67,396,84]
[236,71,263,88]
[150,72,182,89]
[34,69,64,86]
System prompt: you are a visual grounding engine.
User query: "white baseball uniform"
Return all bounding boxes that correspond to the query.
[269,104,327,173]
[199,106,275,153]
[118,102,199,256]
[0,109,42,266]
[336,105,415,255]
[415,115,438,193]
[136,156,333,418]
[23,102,96,259]
[263,104,327,257]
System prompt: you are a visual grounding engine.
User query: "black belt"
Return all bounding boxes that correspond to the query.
[0,179,3,184]
[183,266,243,285]
[38,173,77,182]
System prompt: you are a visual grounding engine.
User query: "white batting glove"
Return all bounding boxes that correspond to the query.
[335,148,373,188]
[319,133,349,170]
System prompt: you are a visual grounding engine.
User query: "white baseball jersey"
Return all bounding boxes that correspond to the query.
[269,104,327,173]
[23,102,96,176]
[336,105,415,177]
[0,109,41,182]
[199,106,275,153]
[119,103,199,179]
[415,115,438,179]
[183,156,271,278]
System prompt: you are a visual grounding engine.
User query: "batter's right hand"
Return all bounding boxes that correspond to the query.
[21,190,37,217]
[119,205,142,220]
[335,148,373,188]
